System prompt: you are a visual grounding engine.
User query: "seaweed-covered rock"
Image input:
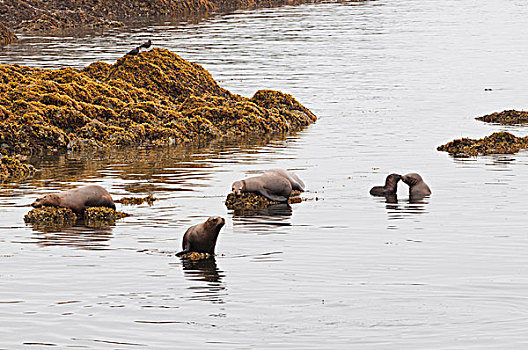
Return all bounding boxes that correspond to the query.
[437,132,528,157]
[179,251,214,260]
[476,110,528,125]
[84,207,129,227]
[225,191,302,210]
[0,0,213,32]
[0,155,35,182]
[24,207,77,229]
[0,21,17,46]
[0,49,316,157]
[117,194,156,205]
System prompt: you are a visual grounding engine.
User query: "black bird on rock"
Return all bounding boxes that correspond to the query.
[126,46,140,55]
[139,39,152,49]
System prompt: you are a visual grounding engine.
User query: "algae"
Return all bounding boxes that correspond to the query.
[0,21,17,46]
[24,207,77,229]
[84,207,130,227]
[476,110,528,126]
[25,206,128,229]
[179,251,214,260]
[225,191,302,210]
[0,49,316,159]
[0,155,35,182]
[117,194,156,205]
[437,132,528,157]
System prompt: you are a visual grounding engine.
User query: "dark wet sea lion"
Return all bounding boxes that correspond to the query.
[264,168,305,192]
[401,173,432,197]
[176,216,225,256]
[232,173,292,202]
[370,173,401,196]
[31,185,115,214]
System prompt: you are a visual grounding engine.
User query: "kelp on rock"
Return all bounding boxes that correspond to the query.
[0,48,316,179]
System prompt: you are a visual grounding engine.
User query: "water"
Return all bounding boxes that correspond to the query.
[2,0,528,348]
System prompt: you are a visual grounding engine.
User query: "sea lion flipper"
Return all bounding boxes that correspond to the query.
[260,189,288,202]
[176,248,191,257]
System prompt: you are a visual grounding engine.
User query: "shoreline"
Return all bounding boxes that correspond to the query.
[0,0,319,42]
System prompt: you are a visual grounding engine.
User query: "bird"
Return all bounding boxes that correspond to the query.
[139,39,152,49]
[127,47,140,55]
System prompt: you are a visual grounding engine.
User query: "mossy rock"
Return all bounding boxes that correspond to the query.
[437,131,528,157]
[476,110,528,125]
[83,207,130,227]
[24,207,77,229]
[179,252,214,261]
[117,194,156,205]
[225,192,302,210]
[0,48,316,175]
[0,155,34,182]
[0,21,17,46]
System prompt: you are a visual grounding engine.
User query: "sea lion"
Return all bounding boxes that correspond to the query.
[176,216,225,257]
[370,173,401,196]
[31,185,115,214]
[401,173,432,197]
[264,168,305,192]
[232,173,292,202]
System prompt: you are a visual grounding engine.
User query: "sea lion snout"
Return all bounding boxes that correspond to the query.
[208,216,225,227]
[231,181,244,196]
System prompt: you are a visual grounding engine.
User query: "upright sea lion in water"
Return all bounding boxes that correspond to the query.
[401,173,431,197]
[370,173,401,196]
[176,216,225,257]
[31,185,115,214]
[264,168,305,192]
[232,173,292,202]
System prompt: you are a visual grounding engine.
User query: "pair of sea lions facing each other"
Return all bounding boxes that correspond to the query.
[231,168,305,202]
[370,173,431,197]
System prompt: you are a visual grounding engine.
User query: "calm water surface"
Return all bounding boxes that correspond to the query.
[2,0,528,348]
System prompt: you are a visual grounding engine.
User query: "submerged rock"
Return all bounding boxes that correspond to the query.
[84,207,130,227]
[24,207,77,229]
[0,155,35,182]
[117,194,156,205]
[437,131,528,157]
[476,110,528,125]
[0,48,316,174]
[225,191,302,210]
[179,251,214,260]
[24,206,129,229]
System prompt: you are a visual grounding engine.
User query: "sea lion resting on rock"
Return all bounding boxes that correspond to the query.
[370,173,401,196]
[264,168,305,192]
[401,173,431,197]
[31,185,115,214]
[176,216,225,256]
[232,173,292,202]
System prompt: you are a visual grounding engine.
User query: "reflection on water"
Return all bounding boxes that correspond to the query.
[3,0,528,348]
[28,226,113,250]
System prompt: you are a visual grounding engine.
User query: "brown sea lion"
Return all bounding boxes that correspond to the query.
[31,185,115,214]
[370,173,401,196]
[264,168,305,192]
[401,173,432,197]
[231,173,292,202]
[176,216,225,257]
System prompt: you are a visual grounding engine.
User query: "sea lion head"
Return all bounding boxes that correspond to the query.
[31,194,61,208]
[205,216,225,232]
[231,180,245,196]
[401,173,423,186]
[385,173,402,189]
